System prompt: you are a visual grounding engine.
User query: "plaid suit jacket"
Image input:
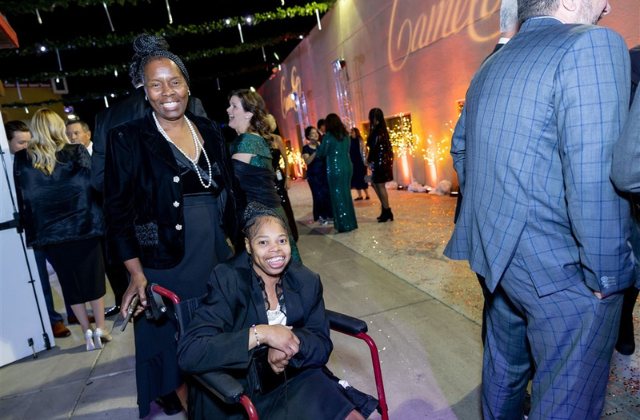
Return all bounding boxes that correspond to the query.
[444,17,634,297]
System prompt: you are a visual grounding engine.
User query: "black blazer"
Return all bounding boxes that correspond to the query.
[92,88,209,194]
[14,144,104,247]
[177,253,332,418]
[104,109,238,268]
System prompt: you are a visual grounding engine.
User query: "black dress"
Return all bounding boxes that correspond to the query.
[270,147,299,241]
[14,144,105,305]
[366,130,394,184]
[135,152,232,418]
[302,144,333,221]
[349,137,369,190]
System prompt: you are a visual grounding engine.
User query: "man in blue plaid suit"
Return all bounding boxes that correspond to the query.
[444,0,634,418]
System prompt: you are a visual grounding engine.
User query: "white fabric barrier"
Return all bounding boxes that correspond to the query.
[0,118,54,367]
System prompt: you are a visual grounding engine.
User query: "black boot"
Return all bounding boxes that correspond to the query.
[616,287,638,355]
[378,207,394,222]
[377,206,384,221]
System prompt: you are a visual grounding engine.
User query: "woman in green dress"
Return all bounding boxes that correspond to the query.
[315,114,358,233]
[226,89,301,261]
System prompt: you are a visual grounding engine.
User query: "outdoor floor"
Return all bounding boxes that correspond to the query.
[0,180,638,419]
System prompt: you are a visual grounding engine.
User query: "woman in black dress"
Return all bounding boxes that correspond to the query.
[265,114,299,241]
[104,34,238,417]
[302,126,333,224]
[366,108,394,222]
[14,108,109,351]
[349,127,370,201]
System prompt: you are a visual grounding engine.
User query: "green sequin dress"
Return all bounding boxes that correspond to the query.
[230,133,301,261]
[316,132,358,232]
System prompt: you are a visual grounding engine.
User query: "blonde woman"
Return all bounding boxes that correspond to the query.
[13,108,110,351]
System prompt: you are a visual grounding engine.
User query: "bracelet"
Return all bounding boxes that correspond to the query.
[252,324,260,346]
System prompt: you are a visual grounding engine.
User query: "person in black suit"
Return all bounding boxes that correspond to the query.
[178,202,365,420]
[92,35,208,318]
[613,44,640,356]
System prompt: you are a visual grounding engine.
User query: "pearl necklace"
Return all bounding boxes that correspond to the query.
[152,112,212,189]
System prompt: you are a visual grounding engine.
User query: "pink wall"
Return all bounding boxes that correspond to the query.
[260,0,640,186]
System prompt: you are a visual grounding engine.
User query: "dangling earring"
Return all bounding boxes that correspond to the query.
[188,90,191,96]
[144,95,148,101]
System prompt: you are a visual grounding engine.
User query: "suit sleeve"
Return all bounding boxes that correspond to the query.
[177,266,252,374]
[289,274,332,369]
[450,107,467,193]
[611,88,640,193]
[104,126,140,263]
[555,28,633,294]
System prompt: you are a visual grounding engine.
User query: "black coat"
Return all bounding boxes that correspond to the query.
[104,109,238,268]
[14,144,104,247]
[177,253,332,419]
[92,88,209,193]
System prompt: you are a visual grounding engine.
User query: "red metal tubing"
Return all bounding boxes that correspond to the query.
[150,284,181,305]
[355,332,389,420]
[239,395,259,420]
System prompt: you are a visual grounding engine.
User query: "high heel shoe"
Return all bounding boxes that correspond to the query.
[94,328,112,350]
[378,208,394,223]
[85,329,95,351]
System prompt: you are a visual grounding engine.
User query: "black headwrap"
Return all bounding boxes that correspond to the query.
[129,34,190,87]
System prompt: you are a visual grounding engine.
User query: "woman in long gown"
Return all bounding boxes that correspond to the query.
[302,126,333,224]
[315,114,358,233]
[104,34,238,417]
[226,89,301,261]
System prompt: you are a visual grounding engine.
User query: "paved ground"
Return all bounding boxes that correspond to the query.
[0,180,637,419]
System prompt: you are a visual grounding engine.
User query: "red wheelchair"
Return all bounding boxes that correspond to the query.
[147,283,389,420]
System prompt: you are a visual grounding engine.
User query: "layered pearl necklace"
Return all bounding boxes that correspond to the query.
[152,112,212,189]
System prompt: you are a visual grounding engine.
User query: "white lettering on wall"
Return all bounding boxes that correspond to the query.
[387,0,500,72]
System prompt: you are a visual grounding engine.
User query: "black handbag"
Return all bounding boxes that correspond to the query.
[247,346,289,395]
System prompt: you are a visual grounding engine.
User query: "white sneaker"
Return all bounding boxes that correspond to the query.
[85,329,95,351]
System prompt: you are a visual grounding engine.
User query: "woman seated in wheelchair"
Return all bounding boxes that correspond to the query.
[178,202,366,419]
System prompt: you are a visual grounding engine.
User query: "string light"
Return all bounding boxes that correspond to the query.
[2,2,334,57]
[102,2,115,32]
[165,0,173,24]
[238,23,244,43]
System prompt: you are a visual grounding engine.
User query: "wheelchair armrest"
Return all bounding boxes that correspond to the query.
[193,371,245,405]
[326,310,368,335]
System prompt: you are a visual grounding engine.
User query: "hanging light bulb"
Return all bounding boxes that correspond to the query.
[35,8,43,24]
[24,107,30,114]
[114,69,119,77]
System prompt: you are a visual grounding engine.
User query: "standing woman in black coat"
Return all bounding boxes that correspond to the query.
[104,34,238,417]
[366,108,394,222]
[14,108,109,351]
